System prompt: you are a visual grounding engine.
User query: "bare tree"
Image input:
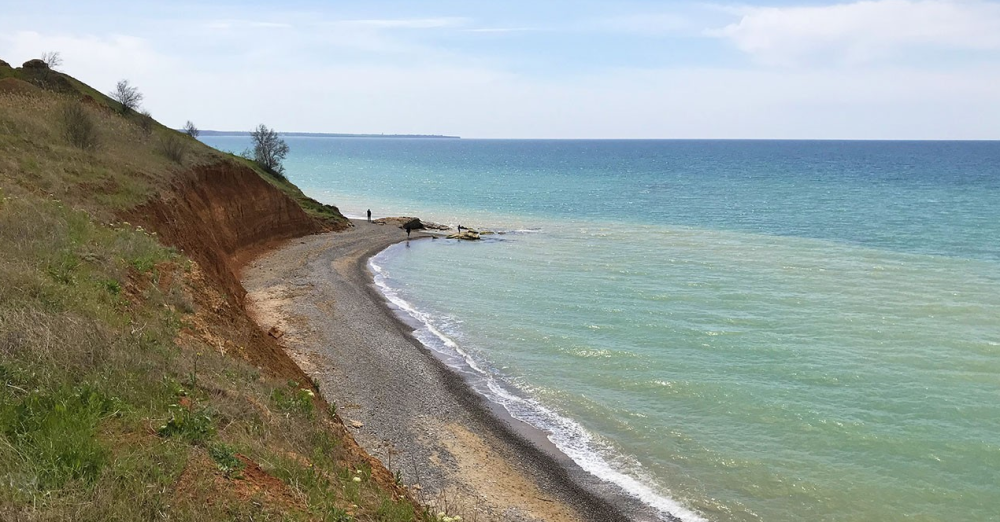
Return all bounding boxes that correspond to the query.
[250,124,289,177]
[183,120,199,138]
[109,79,143,114]
[41,51,62,70]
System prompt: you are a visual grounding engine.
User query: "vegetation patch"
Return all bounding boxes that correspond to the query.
[0,61,421,521]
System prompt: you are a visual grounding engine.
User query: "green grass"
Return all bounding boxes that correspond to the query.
[0,66,420,521]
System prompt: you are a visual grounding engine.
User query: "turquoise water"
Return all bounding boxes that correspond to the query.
[205,137,1000,522]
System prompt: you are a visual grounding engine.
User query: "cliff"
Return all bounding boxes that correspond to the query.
[0,58,422,520]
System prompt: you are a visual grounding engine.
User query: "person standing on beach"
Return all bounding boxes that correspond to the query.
[367,209,372,223]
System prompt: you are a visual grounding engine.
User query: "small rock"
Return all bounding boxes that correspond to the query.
[267,325,285,339]
[349,420,364,429]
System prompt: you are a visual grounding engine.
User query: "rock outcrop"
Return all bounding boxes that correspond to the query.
[447,230,481,240]
[373,216,425,230]
[21,58,48,69]
[0,58,10,68]
[402,217,423,231]
[421,221,451,231]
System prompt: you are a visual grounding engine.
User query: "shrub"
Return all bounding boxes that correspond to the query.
[182,120,199,138]
[271,381,315,418]
[58,100,98,150]
[208,443,244,477]
[156,404,214,444]
[137,110,154,136]
[158,134,188,164]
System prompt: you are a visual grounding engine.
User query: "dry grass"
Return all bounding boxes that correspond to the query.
[0,90,221,214]
[159,133,189,164]
[57,100,98,150]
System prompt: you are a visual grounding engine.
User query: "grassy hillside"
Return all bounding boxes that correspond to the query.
[0,59,423,521]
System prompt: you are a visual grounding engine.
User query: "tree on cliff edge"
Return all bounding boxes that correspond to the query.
[250,124,289,178]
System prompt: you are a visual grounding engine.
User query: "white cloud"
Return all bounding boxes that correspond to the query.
[713,0,1000,66]
[335,18,468,30]
[3,9,999,139]
[0,30,173,86]
[464,27,541,34]
[591,13,693,36]
[206,20,293,30]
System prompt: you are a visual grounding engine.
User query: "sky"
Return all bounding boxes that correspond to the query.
[2,0,999,139]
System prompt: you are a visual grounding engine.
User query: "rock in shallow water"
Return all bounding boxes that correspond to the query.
[446,231,481,240]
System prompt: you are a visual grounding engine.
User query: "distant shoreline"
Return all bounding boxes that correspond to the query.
[199,130,460,139]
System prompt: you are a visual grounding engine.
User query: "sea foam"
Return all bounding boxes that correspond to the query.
[370,249,706,522]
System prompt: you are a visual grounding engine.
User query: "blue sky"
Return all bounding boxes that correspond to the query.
[2,0,999,138]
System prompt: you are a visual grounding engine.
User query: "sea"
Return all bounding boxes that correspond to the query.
[203,137,1000,522]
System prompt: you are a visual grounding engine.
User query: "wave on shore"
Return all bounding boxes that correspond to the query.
[369,246,706,522]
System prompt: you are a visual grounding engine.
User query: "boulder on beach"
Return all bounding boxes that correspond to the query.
[373,216,425,230]
[402,218,423,231]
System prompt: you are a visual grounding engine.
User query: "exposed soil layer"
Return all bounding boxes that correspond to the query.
[132,162,324,307]
[127,161,327,381]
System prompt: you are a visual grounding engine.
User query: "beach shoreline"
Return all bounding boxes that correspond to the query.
[243,219,668,522]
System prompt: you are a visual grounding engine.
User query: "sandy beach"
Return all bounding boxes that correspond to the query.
[243,219,666,522]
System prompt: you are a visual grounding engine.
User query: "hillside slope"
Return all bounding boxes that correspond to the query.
[0,58,424,521]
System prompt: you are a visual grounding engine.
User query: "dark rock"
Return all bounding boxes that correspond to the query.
[22,59,48,69]
[0,58,10,68]
[402,218,424,231]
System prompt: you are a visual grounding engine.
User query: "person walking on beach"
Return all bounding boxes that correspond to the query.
[367,209,372,223]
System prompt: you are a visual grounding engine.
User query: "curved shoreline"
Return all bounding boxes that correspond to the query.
[243,220,670,522]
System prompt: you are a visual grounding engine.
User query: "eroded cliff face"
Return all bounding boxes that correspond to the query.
[134,161,324,306]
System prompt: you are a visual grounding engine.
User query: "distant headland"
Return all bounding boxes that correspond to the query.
[199,130,460,139]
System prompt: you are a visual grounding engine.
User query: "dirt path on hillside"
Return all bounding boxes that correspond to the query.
[242,220,664,522]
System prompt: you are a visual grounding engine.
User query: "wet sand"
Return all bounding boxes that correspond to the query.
[243,220,667,522]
